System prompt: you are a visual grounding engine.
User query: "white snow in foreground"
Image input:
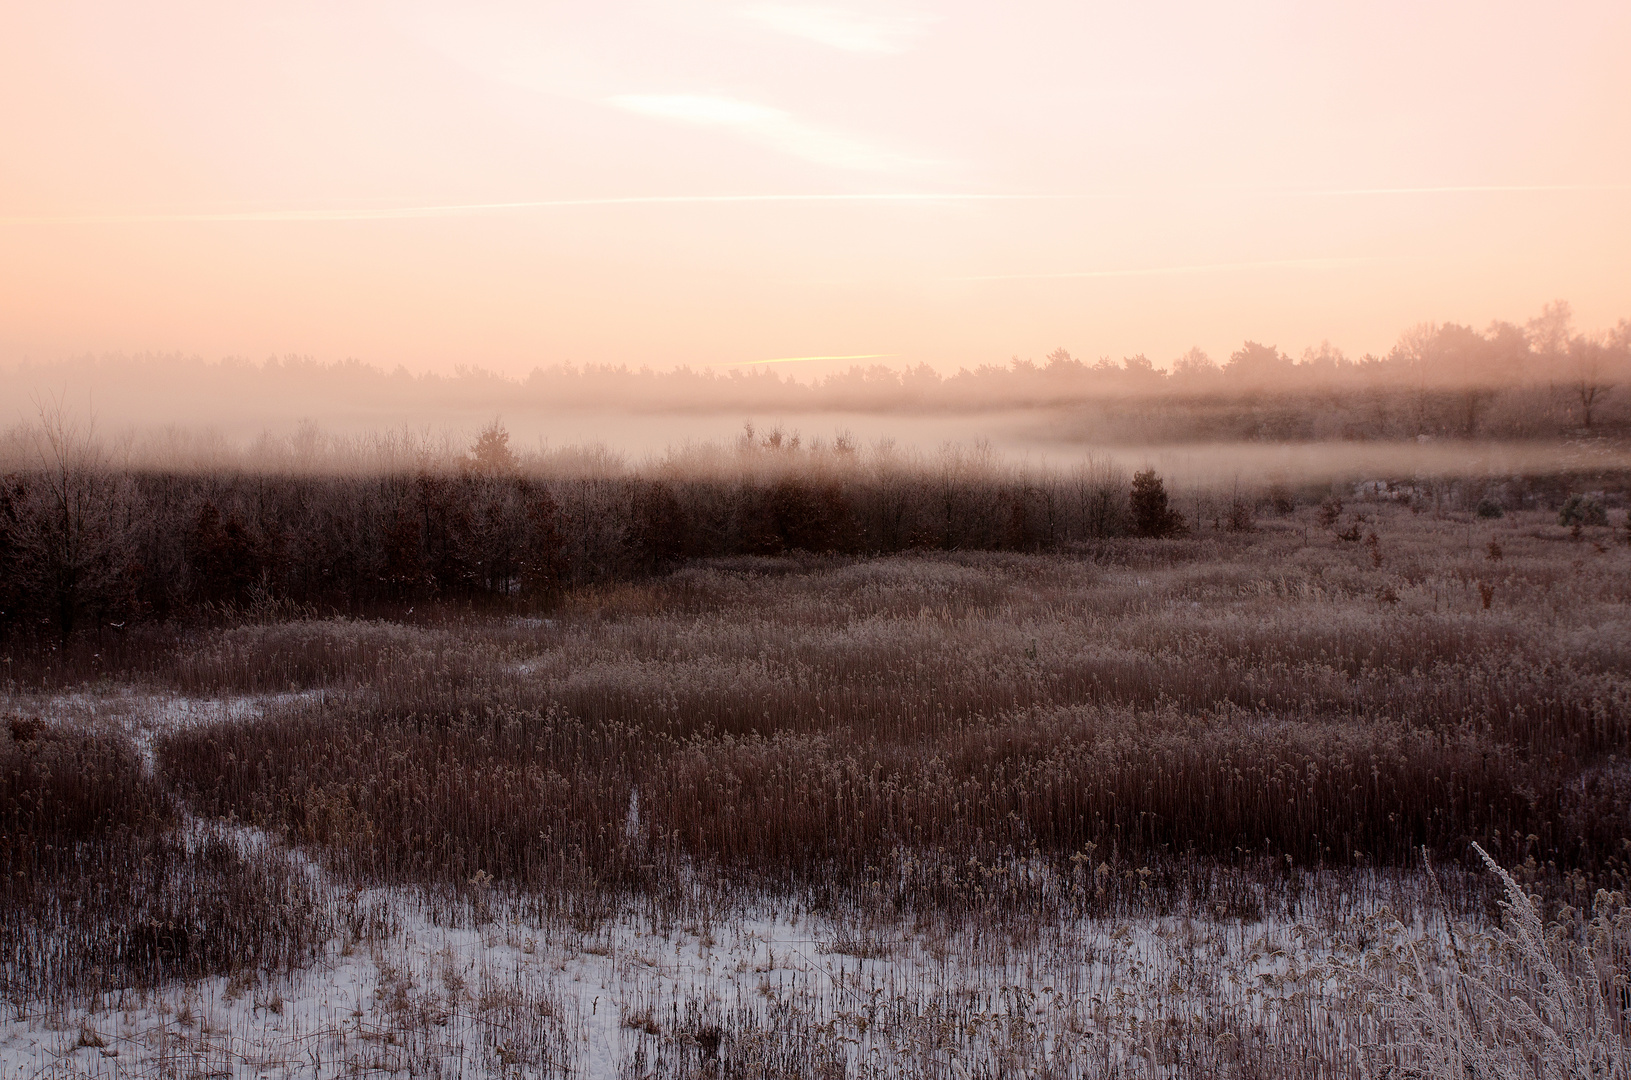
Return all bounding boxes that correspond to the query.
[0,691,1432,1078]
[2,882,1380,1079]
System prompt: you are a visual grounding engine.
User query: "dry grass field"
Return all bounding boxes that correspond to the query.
[3,492,1630,1077]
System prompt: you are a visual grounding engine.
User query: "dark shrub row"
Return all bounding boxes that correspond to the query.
[0,464,1138,638]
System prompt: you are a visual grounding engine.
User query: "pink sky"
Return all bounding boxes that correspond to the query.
[2,1,1628,379]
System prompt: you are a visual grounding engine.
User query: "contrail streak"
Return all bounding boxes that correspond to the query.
[1305,184,1631,196]
[950,256,1378,282]
[0,194,1032,225]
[4,184,1618,225]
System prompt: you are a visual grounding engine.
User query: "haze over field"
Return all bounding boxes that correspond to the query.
[3,1,1630,384]
[9,8,1631,1077]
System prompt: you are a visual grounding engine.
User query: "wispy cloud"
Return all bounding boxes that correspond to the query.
[0,194,1030,226]
[741,4,936,54]
[608,93,914,171]
[950,257,1381,282]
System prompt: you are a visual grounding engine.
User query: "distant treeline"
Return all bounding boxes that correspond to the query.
[4,301,1628,439]
[1,443,1160,639]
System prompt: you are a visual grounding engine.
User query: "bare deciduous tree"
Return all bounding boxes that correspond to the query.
[1569,339,1615,429]
[11,396,141,637]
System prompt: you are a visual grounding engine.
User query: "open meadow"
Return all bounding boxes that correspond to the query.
[3,452,1631,1077]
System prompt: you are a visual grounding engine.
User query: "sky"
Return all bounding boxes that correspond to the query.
[2,1,1629,379]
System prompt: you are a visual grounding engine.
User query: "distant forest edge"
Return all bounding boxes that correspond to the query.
[5,301,1631,439]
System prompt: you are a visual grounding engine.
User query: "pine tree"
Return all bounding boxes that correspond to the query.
[1130,469,1185,538]
[469,420,517,475]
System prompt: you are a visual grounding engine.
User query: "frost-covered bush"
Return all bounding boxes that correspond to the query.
[1368,844,1631,1079]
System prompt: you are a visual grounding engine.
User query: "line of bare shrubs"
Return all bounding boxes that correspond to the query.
[0,446,1147,640]
[0,717,329,1009]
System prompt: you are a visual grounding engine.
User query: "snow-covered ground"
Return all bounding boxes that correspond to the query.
[0,690,1431,1078]
[3,882,1398,1078]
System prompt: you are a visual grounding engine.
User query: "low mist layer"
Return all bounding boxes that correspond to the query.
[4,302,1628,450]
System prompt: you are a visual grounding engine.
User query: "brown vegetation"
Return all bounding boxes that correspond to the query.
[142,505,1631,913]
[3,414,1624,648]
[0,719,327,1008]
[0,436,1142,638]
[3,444,1629,1075]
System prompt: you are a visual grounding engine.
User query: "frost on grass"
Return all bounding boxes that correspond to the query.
[1359,844,1631,1079]
[0,861,1448,1079]
[4,504,1631,1075]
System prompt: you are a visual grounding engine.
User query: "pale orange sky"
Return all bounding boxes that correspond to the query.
[2,1,1628,379]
